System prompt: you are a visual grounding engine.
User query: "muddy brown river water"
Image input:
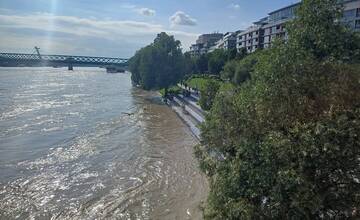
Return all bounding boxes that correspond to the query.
[0,67,208,219]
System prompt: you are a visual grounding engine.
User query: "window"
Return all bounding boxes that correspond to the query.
[255,31,259,35]
[239,36,242,40]
[248,40,251,44]
[276,25,281,30]
[357,8,360,17]
[255,45,258,49]
[343,9,355,19]
[248,33,252,37]
[255,38,258,42]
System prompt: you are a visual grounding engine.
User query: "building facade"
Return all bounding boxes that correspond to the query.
[191,1,360,55]
[237,3,299,53]
[190,33,223,56]
[222,32,238,50]
[209,32,238,52]
[237,26,264,53]
[342,0,360,30]
[236,0,360,53]
[262,3,299,49]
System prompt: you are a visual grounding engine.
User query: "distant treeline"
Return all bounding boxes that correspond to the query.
[128,33,247,90]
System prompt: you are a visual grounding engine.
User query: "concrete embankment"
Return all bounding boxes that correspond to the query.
[166,93,205,140]
[178,84,200,101]
[173,96,204,123]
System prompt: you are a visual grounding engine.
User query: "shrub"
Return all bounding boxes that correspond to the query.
[198,80,221,111]
[197,0,360,218]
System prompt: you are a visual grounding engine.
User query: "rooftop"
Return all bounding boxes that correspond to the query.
[268,2,301,15]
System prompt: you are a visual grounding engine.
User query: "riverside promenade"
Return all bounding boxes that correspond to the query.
[166,84,206,140]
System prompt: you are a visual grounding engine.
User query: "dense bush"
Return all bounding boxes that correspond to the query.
[197,0,360,219]
[198,80,221,111]
[221,52,259,85]
[186,48,248,76]
[159,85,181,97]
[208,49,228,75]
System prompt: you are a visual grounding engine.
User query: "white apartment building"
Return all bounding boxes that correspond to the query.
[237,26,263,53]
[208,32,238,53]
[190,33,223,56]
[237,0,360,53]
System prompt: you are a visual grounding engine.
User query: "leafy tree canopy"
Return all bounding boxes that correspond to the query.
[197,0,360,219]
[287,0,360,62]
[221,52,259,85]
[129,32,185,90]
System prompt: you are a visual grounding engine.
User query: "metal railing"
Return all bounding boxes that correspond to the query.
[0,53,128,65]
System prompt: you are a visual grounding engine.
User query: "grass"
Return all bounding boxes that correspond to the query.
[159,85,182,97]
[185,76,223,91]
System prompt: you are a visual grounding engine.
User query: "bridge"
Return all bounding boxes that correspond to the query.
[0,47,129,71]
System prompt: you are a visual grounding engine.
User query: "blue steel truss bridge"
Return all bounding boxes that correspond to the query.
[0,48,129,71]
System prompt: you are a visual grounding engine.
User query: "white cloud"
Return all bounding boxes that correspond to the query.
[0,13,160,38]
[169,11,197,27]
[119,4,156,17]
[137,8,156,16]
[230,3,240,10]
[0,12,199,56]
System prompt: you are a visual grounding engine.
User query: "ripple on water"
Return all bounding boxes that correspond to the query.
[0,68,208,219]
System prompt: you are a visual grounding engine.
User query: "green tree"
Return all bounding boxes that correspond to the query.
[129,32,185,90]
[198,80,221,111]
[184,52,196,75]
[236,47,248,60]
[197,0,360,219]
[196,54,209,74]
[208,49,227,75]
[130,50,141,85]
[287,0,360,62]
[221,52,258,85]
[226,48,238,61]
[220,59,237,82]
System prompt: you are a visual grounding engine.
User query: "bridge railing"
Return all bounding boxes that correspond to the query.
[0,53,128,64]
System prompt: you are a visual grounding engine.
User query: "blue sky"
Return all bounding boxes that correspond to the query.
[0,0,299,58]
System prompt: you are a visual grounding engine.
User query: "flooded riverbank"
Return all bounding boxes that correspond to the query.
[0,67,208,219]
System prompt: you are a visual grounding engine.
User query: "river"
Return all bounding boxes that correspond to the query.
[0,67,208,220]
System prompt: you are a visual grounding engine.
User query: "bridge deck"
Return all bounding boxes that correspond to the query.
[0,53,128,66]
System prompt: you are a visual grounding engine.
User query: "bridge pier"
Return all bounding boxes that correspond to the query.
[68,63,73,71]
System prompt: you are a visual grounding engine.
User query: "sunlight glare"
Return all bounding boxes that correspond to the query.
[43,0,58,54]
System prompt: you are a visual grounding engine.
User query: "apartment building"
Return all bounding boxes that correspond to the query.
[196,33,224,45]
[237,0,360,53]
[237,26,264,53]
[342,0,360,30]
[222,32,238,50]
[262,3,299,49]
[209,32,238,52]
[190,33,223,56]
[237,3,299,53]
